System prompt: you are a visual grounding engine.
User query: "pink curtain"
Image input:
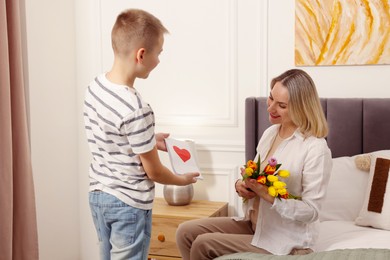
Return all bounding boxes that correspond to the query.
[0,0,39,259]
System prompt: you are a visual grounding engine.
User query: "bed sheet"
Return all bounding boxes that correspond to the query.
[314,220,390,251]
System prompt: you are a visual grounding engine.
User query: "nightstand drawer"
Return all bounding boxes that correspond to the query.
[148,198,228,259]
[150,217,182,257]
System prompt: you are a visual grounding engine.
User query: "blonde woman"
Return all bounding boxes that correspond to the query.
[176,69,332,259]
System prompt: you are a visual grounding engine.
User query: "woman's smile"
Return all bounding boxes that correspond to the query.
[269,113,280,119]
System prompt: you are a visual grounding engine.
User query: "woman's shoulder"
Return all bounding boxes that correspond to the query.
[302,135,331,156]
[307,135,328,145]
[263,124,279,136]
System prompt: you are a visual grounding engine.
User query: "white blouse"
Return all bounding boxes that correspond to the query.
[244,124,332,255]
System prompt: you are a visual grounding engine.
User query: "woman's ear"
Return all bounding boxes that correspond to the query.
[136,48,146,64]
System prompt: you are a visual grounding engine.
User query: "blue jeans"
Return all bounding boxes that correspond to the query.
[89,191,152,260]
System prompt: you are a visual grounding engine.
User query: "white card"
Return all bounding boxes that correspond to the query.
[165,138,203,180]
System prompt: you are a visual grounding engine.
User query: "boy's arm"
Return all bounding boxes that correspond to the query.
[140,146,199,185]
[155,132,169,151]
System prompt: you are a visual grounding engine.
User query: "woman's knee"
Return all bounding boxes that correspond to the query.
[176,220,194,241]
[177,218,207,240]
[190,233,218,260]
[176,220,200,249]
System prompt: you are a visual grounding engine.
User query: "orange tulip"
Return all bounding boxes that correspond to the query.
[263,165,276,175]
[280,193,289,199]
[246,160,258,170]
[257,175,267,184]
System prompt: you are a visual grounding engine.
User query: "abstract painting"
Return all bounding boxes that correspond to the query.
[295,0,390,66]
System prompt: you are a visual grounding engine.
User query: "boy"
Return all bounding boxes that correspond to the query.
[83,9,199,260]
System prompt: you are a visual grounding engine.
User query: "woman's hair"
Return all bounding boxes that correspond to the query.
[270,69,328,138]
[111,9,169,57]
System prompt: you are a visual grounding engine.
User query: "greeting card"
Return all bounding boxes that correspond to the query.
[165,138,203,180]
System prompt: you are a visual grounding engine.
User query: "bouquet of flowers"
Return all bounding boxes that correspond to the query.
[242,156,299,200]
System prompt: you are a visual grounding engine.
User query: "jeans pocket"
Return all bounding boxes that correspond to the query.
[106,209,137,249]
[89,203,102,242]
[144,209,152,238]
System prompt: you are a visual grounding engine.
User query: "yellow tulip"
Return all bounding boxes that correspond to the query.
[273,181,286,189]
[245,167,253,176]
[278,188,287,196]
[268,186,278,197]
[267,175,278,183]
[278,170,290,178]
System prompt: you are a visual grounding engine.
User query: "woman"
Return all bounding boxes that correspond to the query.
[175,69,332,259]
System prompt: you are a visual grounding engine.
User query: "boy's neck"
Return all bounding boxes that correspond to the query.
[106,60,136,88]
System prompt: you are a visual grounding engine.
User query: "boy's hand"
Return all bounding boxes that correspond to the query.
[140,147,200,185]
[181,172,200,185]
[155,133,169,151]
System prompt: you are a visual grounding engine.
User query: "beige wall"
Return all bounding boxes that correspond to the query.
[25,0,79,259]
[26,0,390,259]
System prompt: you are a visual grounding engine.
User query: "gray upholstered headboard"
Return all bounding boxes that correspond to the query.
[245,97,390,160]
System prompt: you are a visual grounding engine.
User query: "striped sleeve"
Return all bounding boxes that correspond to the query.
[123,106,156,154]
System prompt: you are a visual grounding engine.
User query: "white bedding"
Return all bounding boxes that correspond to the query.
[217,152,390,259]
[313,153,390,252]
[314,220,390,252]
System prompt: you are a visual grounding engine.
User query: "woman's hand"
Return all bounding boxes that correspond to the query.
[235,168,256,200]
[244,178,275,204]
[235,179,256,200]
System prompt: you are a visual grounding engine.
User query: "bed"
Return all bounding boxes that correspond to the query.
[216,97,390,260]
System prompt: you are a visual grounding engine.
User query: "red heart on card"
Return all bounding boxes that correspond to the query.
[173,146,191,162]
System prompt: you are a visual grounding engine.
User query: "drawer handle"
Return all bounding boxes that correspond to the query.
[157,233,165,242]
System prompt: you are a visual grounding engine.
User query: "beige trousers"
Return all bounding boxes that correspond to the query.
[175,217,313,260]
[176,217,269,260]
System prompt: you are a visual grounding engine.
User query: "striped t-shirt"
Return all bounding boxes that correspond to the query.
[83,73,156,210]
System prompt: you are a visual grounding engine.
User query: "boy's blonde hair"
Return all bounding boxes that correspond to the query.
[111,9,169,57]
[270,69,328,138]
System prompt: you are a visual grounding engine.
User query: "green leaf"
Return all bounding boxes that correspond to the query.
[288,194,302,200]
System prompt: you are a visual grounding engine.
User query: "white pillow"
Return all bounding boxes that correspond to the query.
[355,150,390,230]
[319,155,368,222]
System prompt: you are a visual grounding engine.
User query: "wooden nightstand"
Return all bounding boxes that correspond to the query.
[148,197,228,260]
